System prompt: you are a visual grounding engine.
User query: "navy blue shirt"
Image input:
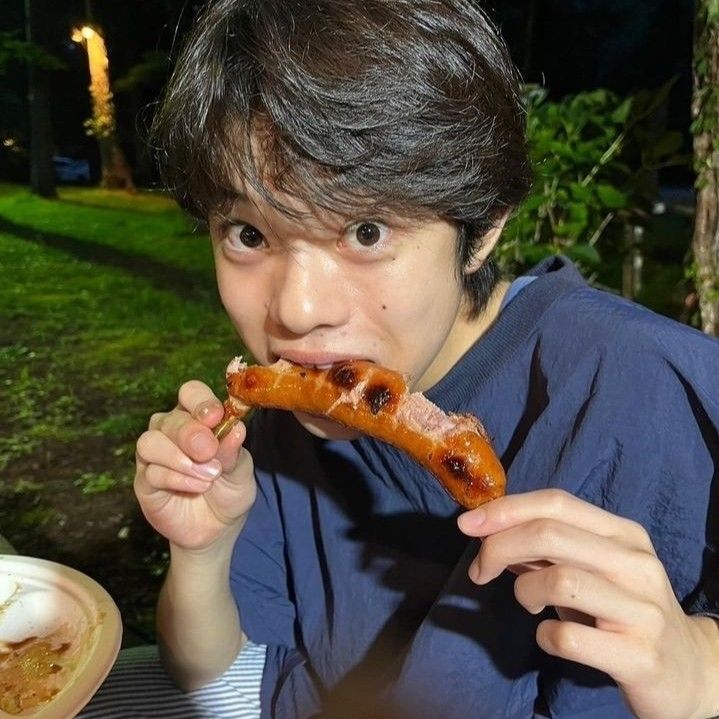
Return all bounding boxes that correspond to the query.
[230,257,719,718]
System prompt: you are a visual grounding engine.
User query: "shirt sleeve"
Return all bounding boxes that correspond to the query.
[229,412,297,649]
[533,340,719,716]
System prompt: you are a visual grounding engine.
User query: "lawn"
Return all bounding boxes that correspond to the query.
[0,184,242,644]
[0,183,694,647]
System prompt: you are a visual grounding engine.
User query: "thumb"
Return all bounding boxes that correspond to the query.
[215,420,249,475]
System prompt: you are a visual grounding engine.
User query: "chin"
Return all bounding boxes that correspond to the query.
[292,411,361,441]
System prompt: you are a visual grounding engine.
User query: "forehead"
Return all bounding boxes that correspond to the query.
[212,124,438,229]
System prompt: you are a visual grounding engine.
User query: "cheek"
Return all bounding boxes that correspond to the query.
[215,265,267,339]
[378,257,461,323]
[216,265,242,314]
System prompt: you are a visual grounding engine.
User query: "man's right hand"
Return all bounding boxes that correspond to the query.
[134,380,256,552]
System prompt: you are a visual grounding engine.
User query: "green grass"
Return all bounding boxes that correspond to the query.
[0,185,240,469]
[0,184,243,639]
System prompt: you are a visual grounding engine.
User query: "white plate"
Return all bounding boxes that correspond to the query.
[0,555,122,718]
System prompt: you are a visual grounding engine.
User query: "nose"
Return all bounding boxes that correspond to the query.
[268,250,349,335]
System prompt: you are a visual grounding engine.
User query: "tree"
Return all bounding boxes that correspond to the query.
[24,0,58,198]
[691,0,719,336]
[73,24,134,191]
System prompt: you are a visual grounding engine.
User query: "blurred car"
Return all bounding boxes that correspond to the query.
[52,156,90,183]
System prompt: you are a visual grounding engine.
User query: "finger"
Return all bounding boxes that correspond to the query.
[193,399,226,429]
[535,618,652,685]
[458,489,653,552]
[214,420,248,473]
[178,381,226,434]
[148,410,169,431]
[471,518,648,586]
[136,430,223,481]
[177,379,221,412]
[514,563,651,626]
[136,462,215,497]
[153,409,220,464]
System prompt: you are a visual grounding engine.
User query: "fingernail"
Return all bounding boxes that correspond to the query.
[191,459,222,480]
[457,509,486,534]
[193,400,221,420]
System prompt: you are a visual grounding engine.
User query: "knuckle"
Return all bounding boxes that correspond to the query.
[178,380,213,407]
[540,620,580,656]
[639,553,668,589]
[545,565,579,603]
[148,412,166,430]
[544,488,571,513]
[530,518,563,550]
[181,379,206,393]
[625,519,653,550]
[135,430,156,458]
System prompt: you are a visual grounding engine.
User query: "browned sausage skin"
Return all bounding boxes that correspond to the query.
[218,357,506,509]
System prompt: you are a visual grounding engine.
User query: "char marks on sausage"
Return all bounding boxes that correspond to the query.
[221,357,505,508]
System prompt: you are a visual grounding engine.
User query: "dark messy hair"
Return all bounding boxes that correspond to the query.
[152,0,532,317]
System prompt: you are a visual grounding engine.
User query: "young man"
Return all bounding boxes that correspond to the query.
[90,1,719,717]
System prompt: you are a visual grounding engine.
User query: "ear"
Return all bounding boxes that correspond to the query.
[463,212,510,274]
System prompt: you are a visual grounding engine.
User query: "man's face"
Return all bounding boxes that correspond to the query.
[209,185,484,438]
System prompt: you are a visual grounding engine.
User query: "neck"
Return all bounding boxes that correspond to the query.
[417,280,510,392]
[469,279,511,340]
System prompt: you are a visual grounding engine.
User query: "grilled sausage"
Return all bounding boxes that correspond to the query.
[217,357,506,509]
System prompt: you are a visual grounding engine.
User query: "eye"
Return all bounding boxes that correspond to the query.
[347,221,389,249]
[225,223,266,250]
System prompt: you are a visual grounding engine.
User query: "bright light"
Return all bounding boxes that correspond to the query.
[3,138,15,148]
[71,26,96,42]
[73,25,115,139]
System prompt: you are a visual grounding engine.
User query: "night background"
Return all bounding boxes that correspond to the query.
[0,0,696,189]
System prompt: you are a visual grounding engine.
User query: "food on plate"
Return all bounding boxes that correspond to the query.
[218,357,506,508]
[0,626,83,714]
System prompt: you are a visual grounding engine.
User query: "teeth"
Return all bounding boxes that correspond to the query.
[300,363,334,370]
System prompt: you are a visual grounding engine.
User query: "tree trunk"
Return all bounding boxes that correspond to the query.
[692,0,719,336]
[97,135,135,190]
[25,0,56,198]
[80,24,135,191]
